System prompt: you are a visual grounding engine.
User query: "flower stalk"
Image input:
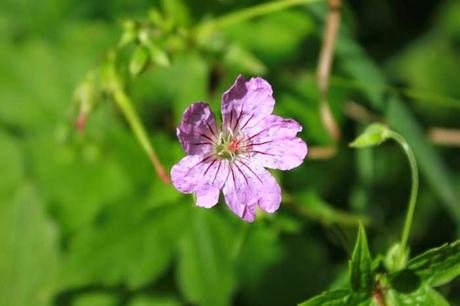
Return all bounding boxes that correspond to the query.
[350,124,419,268]
[103,52,170,184]
[388,130,419,266]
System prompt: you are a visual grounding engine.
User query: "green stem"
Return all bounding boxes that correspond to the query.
[196,0,324,37]
[112,85,170,184]
[388,131,419,262]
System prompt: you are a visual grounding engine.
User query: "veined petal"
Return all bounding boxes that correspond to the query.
[196,186,220,208]
[171,155,230,208]
[222,160,281,222]
[246,115,308,170]
[177,102,218,155]
[221,75,275,132]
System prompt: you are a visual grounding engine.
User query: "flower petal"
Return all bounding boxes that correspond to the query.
[221,75,275,132]
[222,161,281,222]
[171,155,230,208]
[196,186,220,208]
[177,102,218,155]
[246,115,308,170]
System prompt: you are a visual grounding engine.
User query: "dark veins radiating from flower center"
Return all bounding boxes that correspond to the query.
[194,111,274,186]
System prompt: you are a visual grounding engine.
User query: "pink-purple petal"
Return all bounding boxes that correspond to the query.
[171,155,231,209]
[247,115,308,170]
[221,75,275,131]
[195,186,220,208]
[177,102,218,155]
[222,161,281,222]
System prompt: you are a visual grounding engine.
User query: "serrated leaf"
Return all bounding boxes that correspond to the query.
[349,224,374,293]
[407,240,460,287]
[298,289,350,306]
[129,46,149,76]
[386,286,450,306]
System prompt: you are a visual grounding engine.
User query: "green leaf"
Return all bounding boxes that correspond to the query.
[386,286,450,306]
[61,203,189,289]
[128,295,182,306]
[223,44,267,75]
[298,289,350,306]
[407,240,460,287]
[177,210,236,306]
[73,293,117,306]
[350,123,391,148]
[0,132,23,198]
[129,46,149,76]
[161,0,191,27]
[349,224,374,293]
[119,20,138,47]
[149,45,170,67]
[0,185,59,306]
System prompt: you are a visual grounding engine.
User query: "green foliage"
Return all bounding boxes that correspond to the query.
[0,185,59,306]
[407,240,460,287]
[298,289,350,306]
[349,224,374,293]
[1,0,460,305]
[349,124,391,148]
[177,210,236,306]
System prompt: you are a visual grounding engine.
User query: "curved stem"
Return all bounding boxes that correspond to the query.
[388,131,419,260]
[113,87,170,184]
[196,0,324,37]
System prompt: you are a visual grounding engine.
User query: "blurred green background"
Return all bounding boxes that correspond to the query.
[1,0,459,305]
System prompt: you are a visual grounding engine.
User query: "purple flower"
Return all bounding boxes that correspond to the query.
[171,75,308,222]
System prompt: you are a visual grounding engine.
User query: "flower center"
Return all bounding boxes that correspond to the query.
[214,129,248,160]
